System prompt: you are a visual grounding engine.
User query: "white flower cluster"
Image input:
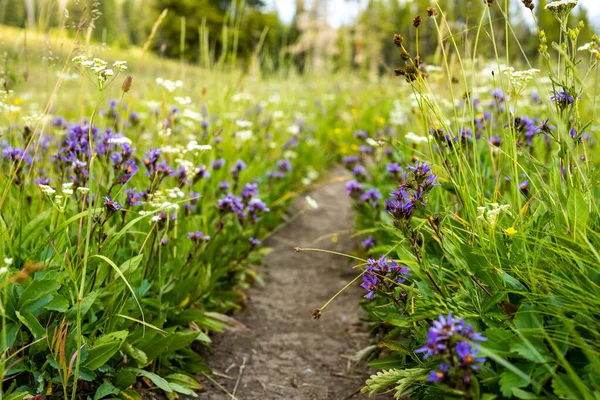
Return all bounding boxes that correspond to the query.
[503,67,540,94]
[545,0,578,19]
[477,203,512,226]
[578,42,599,55]
[156,78,183,92]
[72,57,127,90]
[301,166,319,186]
[108,136,133,145]
[405,131,430,144]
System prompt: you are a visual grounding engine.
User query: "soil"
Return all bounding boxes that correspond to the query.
[197,168,385,400]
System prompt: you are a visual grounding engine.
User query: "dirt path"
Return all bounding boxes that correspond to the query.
[198,168,379,399]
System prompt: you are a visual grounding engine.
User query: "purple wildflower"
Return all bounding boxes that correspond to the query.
[455,342,486,370]
[241,183,259,199]
[345,180,365,198]
[188,231,210,242]
[360,274,378,299]
[212,158,225,170]
[361,237,375,250]
[415,330,447,359]
[104,196,122,213]
[427,363,450,383]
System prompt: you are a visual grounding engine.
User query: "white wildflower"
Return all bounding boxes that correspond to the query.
[231,93,253,102]
[4,258,13,266]
[0,267,7,275]
[287,125,301,135]
[113,60,128,71]
[366,138,382,147]
[108,136,133,145]
[182,109,203,122]
[405,131,429,144]
[174,96,192,105]
[162,145,183,155]
[77,187,90,194]
[186,141,212,152]
[156,78,183,92]
[305,196,319,209]
[236,119,253,128]
[236,130,253,142]
[39,184,56,195]
[283,150,297,159]
[578,42,599,55]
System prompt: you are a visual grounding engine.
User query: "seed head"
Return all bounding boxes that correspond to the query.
[312,308,322,320]
[400,48,411,61]
[427,7,438,16]
[521,0,534,10]
[122,75,133,93]
[393,34,404,47]
[413,15,422,28]
[485,0,496,6]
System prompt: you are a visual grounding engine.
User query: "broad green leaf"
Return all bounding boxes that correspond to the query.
[499,369,530,397]
[125,368,172,392]
[17,279,60,311]
[513,388,538,399]
[0,323,20,352]
[567,191,589,235]
[91,255,144,324]
[94,381,120,400]
[167,382,196,396]
[15,311,45,339]
[119,254,144,275]
[45,295,70,312]
[165,373,202,390]
[83,330,128,371]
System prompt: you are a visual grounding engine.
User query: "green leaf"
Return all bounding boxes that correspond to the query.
[510,336,552,363]
[567,191,589,234]
[17,279,60,312]
[115,369,137,389]
[67,290,99,320]
[45,295,70,312]
[123,344,149,368]
[0,323,20,352]
[165,373,202,391]
[125,368,172,392]
[94,381,120,400]
[15,311,45,339]
[512,388,538,399]
[552,374,582,399]
[367,354,404,370]
[119,254,144,275]
[499,369,530,397]
[167,383,196,397]
[91,255,144,323]
[83,330,128,370]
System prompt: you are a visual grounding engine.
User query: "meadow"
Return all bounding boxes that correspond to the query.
[1,0,600,399]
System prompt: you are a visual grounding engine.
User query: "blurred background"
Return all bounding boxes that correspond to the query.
[0,0,598,76]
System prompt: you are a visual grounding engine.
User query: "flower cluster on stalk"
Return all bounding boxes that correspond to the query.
[416,314,487,387]
[360,255,410,299]
[384,161,439,229]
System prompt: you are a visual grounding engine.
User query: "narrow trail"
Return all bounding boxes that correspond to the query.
[198,168,379,399]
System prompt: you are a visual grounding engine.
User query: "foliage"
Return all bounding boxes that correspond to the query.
[0,23,391,398]
[338,1,600,399]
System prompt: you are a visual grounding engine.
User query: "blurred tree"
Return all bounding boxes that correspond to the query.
[152,0,286,68]
[1,0,27,27]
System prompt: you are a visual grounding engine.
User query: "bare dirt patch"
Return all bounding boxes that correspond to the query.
[197,168,384,399]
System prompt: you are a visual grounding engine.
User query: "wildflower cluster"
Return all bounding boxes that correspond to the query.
[416,314,487,389]
[384,161,439,229]
[360,256,410,299]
